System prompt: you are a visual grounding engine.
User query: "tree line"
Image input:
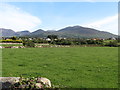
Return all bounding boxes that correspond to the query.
[1,35,120,47]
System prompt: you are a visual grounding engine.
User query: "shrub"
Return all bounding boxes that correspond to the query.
[104,41,118,47]
[1,39,22,43]
[23,40,35,47]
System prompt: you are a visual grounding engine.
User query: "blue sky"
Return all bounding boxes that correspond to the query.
[0,2,118,34]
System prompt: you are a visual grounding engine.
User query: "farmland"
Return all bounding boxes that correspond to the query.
[2,47,118,88]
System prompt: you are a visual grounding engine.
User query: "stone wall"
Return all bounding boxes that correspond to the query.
[0,77,51,89]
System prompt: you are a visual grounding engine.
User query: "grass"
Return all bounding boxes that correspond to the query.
[2,47,118,88]
[0,44,23,47]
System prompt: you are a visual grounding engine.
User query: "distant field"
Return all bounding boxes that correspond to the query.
[0,43,23,47]
[2,47,118,88]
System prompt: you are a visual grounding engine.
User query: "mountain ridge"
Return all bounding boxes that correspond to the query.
[0,25,117,39]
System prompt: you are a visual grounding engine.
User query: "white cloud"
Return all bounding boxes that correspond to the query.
[0,3,41,32]
[82,14,118,35]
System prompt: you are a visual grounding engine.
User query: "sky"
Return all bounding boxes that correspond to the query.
[0,1,118,34]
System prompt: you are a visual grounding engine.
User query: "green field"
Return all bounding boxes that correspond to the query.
[2,47,118,88]
[0,44,23,47]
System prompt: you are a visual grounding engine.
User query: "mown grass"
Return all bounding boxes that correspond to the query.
[0,44,23,47]
[2,47,118,88]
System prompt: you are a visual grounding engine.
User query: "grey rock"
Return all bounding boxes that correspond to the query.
[0,77,20,89]
[37,77,51,87]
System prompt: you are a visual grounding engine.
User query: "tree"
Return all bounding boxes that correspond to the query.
[47,35,58,40]
[23,40,35,47]
[10,36,17,40]
[105,41,118,47]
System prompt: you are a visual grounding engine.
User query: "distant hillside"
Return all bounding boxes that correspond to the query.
[0,28,16,37]
[29,29,45,37]
[0,26,118,39]
[0,28,30,37]
[16,31,30,36]
[56,26,117,38]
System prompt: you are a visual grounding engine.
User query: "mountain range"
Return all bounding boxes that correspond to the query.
[0,26,117,39]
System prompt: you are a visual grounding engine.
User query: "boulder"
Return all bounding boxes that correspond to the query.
[37,77,51,87]
[0,77,20,88]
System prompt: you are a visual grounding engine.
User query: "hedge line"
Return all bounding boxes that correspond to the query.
[0,40,22,43]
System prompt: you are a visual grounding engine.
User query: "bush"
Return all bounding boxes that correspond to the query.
[104,41,118,47]
[23,40,35,47]
[10,36,17,40]
[1,39,22,43]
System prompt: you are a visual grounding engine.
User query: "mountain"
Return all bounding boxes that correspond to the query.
[0,28,16,37]
[28,29,48,38]
[56,26,117,38]
[0,26,118,39]
[0,28,31,37]
[28,26,117,39]
[16,31,30,36]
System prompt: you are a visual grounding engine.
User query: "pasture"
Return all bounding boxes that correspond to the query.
[0,43,23,47]
[2,47,118,88]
